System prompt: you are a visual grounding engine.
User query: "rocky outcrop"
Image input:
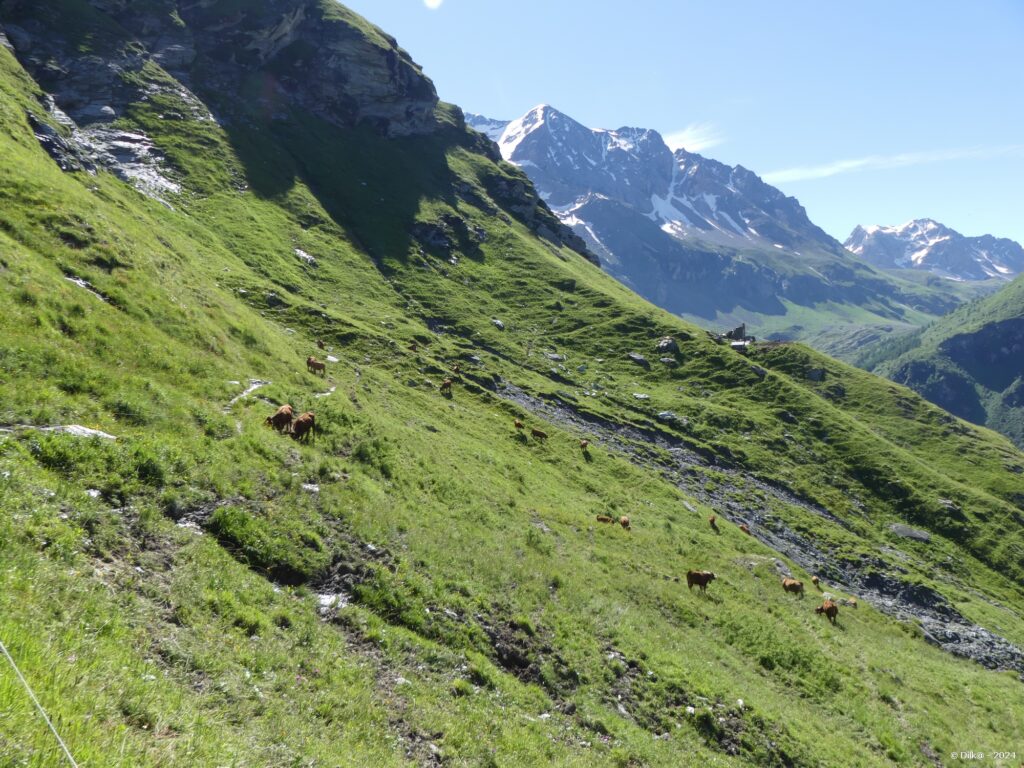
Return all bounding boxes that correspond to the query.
[485,172,598,264]
[174,0,439,137]
[2,0,439,136]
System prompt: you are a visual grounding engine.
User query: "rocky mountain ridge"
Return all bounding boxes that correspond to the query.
[846,218,1024,282]
[469,106,969,354]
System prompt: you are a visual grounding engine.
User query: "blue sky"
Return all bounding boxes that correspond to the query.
[343,0,1024,245]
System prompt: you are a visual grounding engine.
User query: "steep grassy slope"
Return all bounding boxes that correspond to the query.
[1,3,1023,767]
[858,275,1024,448]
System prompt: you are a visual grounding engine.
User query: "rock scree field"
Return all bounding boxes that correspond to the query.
[0,1,1023,766]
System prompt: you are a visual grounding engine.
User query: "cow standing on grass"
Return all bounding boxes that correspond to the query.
[815,600,839,625]
[265,404,294,432]
[686,570,716,593]
[782,578,804,598]
[291,411,315,442]
[307,356,326,376]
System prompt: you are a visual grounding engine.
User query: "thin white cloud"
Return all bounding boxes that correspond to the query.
[763,145,1024,184]
[663,122,725,153]
[423,0,443,8]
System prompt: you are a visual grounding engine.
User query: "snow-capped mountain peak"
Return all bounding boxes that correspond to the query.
[846,219,1024,281]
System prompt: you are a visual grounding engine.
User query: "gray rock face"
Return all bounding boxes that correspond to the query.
[1,0,442,202]
[846,219,1024,281]
[174,1,439,137]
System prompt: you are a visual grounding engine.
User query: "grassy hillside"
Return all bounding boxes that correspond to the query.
[1,3,1023,766]
[858,275,1024,448]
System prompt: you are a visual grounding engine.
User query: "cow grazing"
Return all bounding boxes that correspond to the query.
[451,363,461,374]
[580,439,590,453]
[815,600,839,625]
[306,356,326,376]
[782,578,805,597]
[265,404,294,432]
[531,427,548,441]
[686,570,716,593]
[440,378,453,395]
[708,515,720,534]
[514,419,525,431]
[811,575,821,589]
[317,339,326,350]
[291,411,315,442]
[739,523,751,535]
[619,515,631,531]
[595,515,615,524]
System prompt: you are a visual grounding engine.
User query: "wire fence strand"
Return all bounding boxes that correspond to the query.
[0,636,79,768]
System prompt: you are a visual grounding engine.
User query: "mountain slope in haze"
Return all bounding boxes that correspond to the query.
[467,107,981,359]
[1,3,1023,766]
[847,219,1024,282]
[859,273,1024,447]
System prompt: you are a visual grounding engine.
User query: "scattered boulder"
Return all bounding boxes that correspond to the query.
[749,364,768,380]
[628,352,650,368]
[546,353,566,361]
[655,336,679,354]
[40,424,117,440]
[776,410,798,424]
[633,393,650,400]
[890,524,931,542]
[492,319,505,330]
[657,411,686,427]
[659,357,678,367]
[806,368,826,382]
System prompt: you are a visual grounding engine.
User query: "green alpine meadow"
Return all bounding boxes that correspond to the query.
[0,1,1022,766]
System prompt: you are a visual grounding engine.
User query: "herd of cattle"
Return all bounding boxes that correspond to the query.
[615,509,855,626]
[265,347,854,627]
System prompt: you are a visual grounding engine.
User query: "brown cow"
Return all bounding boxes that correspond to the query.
[782,578,805,598]
[739,523,751,535]
[811,575,821,589]
[815,600,839,625]
[291,411,315,442]
[619,516,631,531]
[265,404,294,432]
[306,356,326,376]
[686,570,716,593]
[440,378,453,395]
[595,515,615,524]
[580,439,590,453]
[708,515,720,534]
[531,427,548,441]
[316,339,326,350]
[514,419,525,431]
